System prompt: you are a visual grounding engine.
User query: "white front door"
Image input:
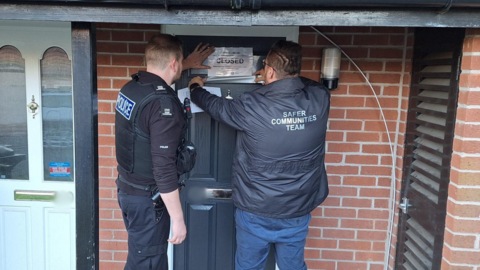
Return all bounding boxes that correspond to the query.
[0,21,75,270]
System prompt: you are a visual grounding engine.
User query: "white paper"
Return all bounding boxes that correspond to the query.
[177,87,222,113]
[206,47,254,78]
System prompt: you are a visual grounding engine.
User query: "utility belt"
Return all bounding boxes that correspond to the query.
[117,175,163,207]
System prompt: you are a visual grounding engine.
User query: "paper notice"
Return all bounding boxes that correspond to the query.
[177,87,222,113]
[206,47,254,77]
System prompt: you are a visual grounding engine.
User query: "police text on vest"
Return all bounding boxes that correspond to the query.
[116,93,136,120]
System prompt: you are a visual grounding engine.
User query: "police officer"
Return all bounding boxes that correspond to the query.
[189,40,330,270]
[115,34,213,270]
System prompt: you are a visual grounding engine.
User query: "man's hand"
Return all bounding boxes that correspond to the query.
[182,43,215,71]
[254,69,266,85]
[168,218,187,245]
[160,189,186,245]
[189,76,207,92]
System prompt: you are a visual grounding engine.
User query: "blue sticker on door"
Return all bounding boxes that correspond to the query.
[49,162,71,177]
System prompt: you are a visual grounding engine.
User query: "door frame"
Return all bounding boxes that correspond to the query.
[162,24,299,270]
[163,25,299,43]
[72,22,99,270]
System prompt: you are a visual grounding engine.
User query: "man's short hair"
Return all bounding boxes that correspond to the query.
[267,40,302,78]
[145,34,183,70]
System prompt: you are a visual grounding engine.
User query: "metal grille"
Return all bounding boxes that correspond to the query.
[403,218,435,270]
[410,54,452,205]
[395,28,465,270]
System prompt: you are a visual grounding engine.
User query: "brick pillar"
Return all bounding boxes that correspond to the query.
[441,29,480,270]
[96,23,162,270]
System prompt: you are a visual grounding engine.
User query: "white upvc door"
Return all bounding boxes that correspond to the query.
[0,21,75,270]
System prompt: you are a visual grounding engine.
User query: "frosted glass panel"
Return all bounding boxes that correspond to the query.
[41,47,74,181]
[0,46,29,180]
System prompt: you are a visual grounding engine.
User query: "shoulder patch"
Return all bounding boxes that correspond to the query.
[116,92,136,120]
[159,96,174,118]
[161,108,173,117]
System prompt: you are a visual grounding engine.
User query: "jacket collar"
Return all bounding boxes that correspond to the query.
[136,71,176,94]
[255,77,305,96]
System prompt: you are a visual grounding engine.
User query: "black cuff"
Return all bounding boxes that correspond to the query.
[189,83,201,91]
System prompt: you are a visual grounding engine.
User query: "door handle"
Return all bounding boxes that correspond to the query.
[225,89,233,100]
[205,188,232,199]
[398,197,415,214]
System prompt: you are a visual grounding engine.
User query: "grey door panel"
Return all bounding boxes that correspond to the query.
[175,35,284,270]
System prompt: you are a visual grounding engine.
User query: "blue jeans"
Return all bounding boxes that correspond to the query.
[235,208,311,270]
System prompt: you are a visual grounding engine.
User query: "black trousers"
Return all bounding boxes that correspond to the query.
[118,189,170,270]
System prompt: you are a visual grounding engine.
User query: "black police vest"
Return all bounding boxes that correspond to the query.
[115,74,185,179]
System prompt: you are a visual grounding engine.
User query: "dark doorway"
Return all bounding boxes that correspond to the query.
[395,28,465,270]
[174,35,283,270]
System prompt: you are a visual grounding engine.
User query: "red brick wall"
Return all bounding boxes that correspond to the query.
[96,24,414,270]
[441,29,480,270]
[96,23,161,270]
[299,26,413,270]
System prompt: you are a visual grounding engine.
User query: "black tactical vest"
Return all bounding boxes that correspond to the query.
[115,73,186,179]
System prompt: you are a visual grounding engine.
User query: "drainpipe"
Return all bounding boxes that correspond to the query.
[243,0,477,9]
[2,0,480,9]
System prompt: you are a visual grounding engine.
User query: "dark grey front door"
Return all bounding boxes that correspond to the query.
[174,35,283,270]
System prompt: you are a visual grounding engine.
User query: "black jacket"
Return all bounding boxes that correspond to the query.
[116,71,185,195]
[191,77,330,218]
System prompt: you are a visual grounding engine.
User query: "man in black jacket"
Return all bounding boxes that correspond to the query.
[115,34,213,270]
[188,40,330,270]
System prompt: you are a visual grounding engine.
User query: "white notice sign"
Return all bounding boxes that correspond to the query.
[206,47,254,77]
[177,87,222,113]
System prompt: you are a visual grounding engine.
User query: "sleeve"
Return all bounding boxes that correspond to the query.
[191,88,250,131]
[146,99,183,193]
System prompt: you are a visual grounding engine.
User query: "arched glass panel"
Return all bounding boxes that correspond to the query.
[0,46,29,180]
[41,47,74,181]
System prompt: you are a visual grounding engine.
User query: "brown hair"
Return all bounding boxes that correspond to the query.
[145,34,183,70]
[267,40,302,78]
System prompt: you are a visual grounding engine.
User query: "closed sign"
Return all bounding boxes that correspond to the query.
[207,47,254,77]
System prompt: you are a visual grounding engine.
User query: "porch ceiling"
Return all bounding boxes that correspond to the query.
[1,3,480,27]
